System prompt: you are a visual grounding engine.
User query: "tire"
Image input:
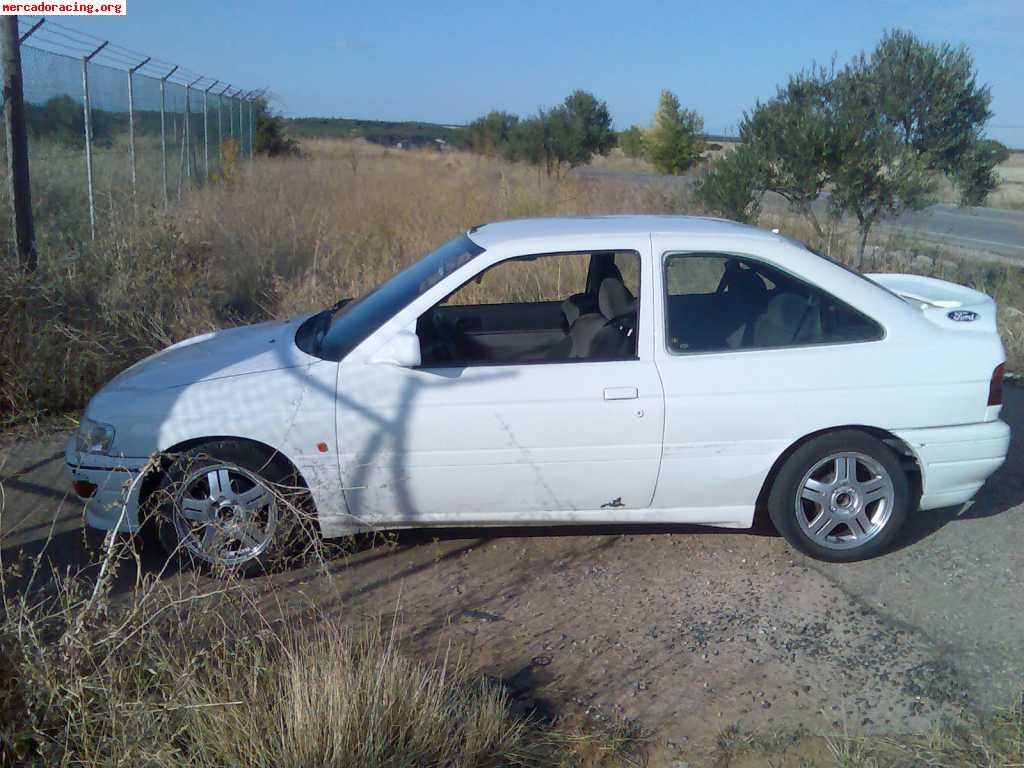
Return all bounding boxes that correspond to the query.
[151,440,308,577]
[768,430,909,563]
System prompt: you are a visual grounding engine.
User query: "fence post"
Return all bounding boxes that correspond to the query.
[127,56,151,209]
[159,65,178,208]
[203,80,218,182]
[238,96,244,156]
[218,84,230,163]
[81,40,108,241]
[1,16,37,269]
[250,95,256,158]
[184,76,202,186]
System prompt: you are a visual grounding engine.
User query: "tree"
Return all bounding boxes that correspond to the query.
[870,30,991,173]
[254,99,299,157]
[826,58,935,265]
[739,68,833,239]
[645,90,705,175]
[505,113,547,167]
[694,143,767,223]
[953,139,1003,207]
[466,111,519,156]
[618,125,646,158]
[560,89,615,162]
[869,29,995,208]
[464,91,613,176]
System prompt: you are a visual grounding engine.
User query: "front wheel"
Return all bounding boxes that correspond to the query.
[152,441,305,576]
[768,430,910,562]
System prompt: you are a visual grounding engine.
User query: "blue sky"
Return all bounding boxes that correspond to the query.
[56,0,1024,145]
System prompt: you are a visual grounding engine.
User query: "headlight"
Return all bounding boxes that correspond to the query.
[75,418,116,455]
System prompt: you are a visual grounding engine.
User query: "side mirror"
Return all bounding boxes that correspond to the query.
[370,324,421,368]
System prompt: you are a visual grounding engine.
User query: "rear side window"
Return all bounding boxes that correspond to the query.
[663,253,883,354]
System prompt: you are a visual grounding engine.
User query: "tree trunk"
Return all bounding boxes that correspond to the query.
[801,201,825,243]
[855,224,871,269]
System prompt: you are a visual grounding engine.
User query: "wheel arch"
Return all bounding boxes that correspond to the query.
[137,435,311,512]
[753,425,922,529]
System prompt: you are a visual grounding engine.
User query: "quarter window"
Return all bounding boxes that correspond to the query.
[663,253,882,353]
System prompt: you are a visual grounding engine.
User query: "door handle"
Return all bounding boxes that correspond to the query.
[604,386,638,401]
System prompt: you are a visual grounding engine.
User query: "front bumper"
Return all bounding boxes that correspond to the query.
[65,440,150,532]
[895,419,1011,510]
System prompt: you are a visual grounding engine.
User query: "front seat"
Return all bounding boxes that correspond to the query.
[568,277,636,359]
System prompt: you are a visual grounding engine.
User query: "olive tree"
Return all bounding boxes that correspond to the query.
[870,28,994,205]
[826,58,936,265]
[694,143,766,224]
[739,68,833,238]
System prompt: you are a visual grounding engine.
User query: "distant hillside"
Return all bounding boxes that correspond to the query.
[283,117,464,148]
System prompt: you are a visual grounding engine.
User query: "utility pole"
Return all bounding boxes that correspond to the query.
[2,16,36,270]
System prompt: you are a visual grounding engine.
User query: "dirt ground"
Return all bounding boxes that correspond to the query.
[2,387,1022,764]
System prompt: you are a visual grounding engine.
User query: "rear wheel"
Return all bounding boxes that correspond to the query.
[152,441,305,576]
[768,430,909,562]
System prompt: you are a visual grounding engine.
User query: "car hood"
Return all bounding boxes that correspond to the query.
[106,315,316,391]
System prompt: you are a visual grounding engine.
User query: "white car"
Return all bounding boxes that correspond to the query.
[67,216,1010,571]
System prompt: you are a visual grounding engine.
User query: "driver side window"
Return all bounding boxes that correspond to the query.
[418,250,641,367]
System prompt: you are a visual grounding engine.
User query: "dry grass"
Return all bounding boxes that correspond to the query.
[707,702,1024,767]
[0,496,644,768]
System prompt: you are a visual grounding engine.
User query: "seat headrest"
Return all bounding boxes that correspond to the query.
[562,292,599,327]
[599,278,635,321]
[724,263,768,302]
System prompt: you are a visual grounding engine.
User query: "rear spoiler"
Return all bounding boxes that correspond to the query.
[866,273,999,335]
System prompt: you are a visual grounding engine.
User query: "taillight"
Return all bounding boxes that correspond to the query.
[988,363,1005,406]
[73,480,98,498]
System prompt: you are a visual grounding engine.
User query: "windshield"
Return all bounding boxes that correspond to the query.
[304,233,485,361]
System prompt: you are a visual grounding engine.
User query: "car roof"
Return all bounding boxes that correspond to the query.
[467,215,785,250]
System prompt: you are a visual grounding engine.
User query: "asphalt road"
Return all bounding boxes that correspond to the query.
[576,167,1024,262]
[2,387,1021,753]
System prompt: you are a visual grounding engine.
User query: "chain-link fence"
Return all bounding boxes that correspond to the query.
[1,15,260,250]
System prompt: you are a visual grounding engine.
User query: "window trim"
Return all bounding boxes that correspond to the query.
[660,250,886,358]
[416,248,643,369]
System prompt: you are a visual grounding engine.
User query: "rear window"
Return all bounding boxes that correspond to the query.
[664,253,884,354]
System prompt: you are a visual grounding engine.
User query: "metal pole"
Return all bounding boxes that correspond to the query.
[203,80,218,182]
[127,56,150,208]
[184,76,202,185]
[218,84,230,164]
[238,95,244,156]
[159,65,178,207]
[250,96,255,157]
[81,41,108,240]
[2,17,35,269]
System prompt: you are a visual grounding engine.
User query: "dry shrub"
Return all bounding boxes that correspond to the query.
[0,223,225,427]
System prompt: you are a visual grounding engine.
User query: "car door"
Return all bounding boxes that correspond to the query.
[336,236,665,526]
